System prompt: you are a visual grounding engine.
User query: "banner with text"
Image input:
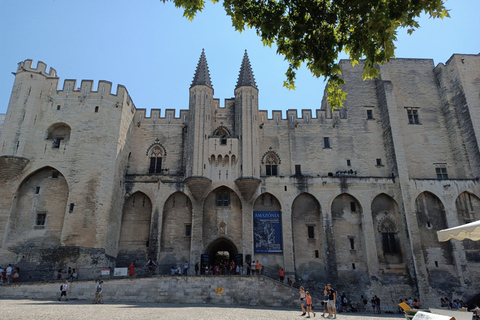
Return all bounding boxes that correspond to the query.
[253,211,283,254]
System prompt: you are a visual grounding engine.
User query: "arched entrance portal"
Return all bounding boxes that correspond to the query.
[202,237,240,274]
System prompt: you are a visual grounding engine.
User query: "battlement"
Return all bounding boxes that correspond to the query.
[258,108,343,125]
[17,59,57,77]
[134,108,190,125]
[57,79,131,103]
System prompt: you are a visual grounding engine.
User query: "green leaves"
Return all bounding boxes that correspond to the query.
[165,0,449,109]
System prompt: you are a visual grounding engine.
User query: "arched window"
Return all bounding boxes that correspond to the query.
[149,145,163,174]
[380,219,398,254]
[46,123,71,149]
[265,153,279,176]
[213,126,230,145]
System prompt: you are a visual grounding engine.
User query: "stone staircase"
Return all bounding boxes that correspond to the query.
[0,275,301,308]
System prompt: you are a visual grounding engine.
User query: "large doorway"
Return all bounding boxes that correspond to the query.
[202,237,241,274]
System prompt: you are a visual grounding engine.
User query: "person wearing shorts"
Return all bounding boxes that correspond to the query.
[58,280,69,301]
[306,291,316,318]
[299,286,307,316]
[325,284,337,319]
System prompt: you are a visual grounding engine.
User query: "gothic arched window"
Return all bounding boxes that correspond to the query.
[149,146,163,174]
[380,219,398,254]
[213,127,230,145]
[265,153,279,176]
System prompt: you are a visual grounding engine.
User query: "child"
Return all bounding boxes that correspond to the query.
[306,291,316,318]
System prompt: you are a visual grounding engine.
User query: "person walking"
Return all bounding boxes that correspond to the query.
[58,280,69,301]
[299,286,307,316]
[279,268,285,283]
[325,284,337,319]
[306,291,316,318]
[93,280,104,304]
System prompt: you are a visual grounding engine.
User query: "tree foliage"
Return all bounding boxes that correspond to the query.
[164,0,449,109]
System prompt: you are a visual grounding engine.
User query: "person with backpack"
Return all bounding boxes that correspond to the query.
[93,281,104,304]
[58,280,69,301]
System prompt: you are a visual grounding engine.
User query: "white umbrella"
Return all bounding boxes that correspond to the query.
[437,220,480,242]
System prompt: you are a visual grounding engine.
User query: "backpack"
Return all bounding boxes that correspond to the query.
[60,285,63,291]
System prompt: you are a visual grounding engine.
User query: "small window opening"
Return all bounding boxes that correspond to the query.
[69,203,75,213]
[94,106,99,113]
[434,261,439,267]
[185,224,192,237]
[324,137,330,148]
[295,165,302,175]
[51,171,59,179]
[35,186,40,194]
[350,202,356,212]
[376,158,382,166]
[347,159,351,166]
[307,226,315,239]
[36,213,46,226]
[146,240,149,247]
[352,263,356,269]
[315,250,319,258]
[367,110,373,119]
[57,105,61,111]
[284,186,287,191]
[349,238,355,250]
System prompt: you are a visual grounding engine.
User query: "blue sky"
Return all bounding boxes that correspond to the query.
[0,0,479,116]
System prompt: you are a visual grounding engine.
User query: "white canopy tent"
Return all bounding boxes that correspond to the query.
[437,220,480,242]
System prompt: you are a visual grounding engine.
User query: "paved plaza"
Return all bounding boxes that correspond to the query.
[0,299,406,320]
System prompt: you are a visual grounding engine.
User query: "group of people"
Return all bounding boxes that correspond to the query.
[0,264,19,283]
[440,297,468,310]
[204,259,243,275]
[56,267,78,281]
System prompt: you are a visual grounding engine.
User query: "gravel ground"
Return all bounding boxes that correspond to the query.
[0,299,406,320]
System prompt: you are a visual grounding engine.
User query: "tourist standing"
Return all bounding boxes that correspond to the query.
[12,268,19,283]
[255,260,261,275]
[195,262,199,275]
[145,258,157,276]
[183,261,189,275]
[299,286,307,316]
[6,264,12,283]
[374,295,381,314]
[128,262,135,277]
[279,268,285,283]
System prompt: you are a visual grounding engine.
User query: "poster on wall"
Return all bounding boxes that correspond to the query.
[253,211,283,253]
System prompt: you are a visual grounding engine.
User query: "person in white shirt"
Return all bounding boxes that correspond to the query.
[6,264,12,283]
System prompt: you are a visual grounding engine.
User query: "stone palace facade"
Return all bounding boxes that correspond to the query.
[0,51,479,306]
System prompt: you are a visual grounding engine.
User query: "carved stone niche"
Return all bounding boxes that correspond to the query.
[184,176,212,200]
[235,177,261,201]
[0,155,30,181]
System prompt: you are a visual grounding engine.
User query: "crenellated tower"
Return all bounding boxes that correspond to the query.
[233,51,261,199]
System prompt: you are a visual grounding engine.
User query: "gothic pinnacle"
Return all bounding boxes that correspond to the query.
[236,50,257,89]
[191,49,213,88]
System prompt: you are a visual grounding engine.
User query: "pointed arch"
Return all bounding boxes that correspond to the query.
[330,193,366,283]
[46,122,71,148]
[212,126,231,137]
[117,191,152,265]
[261,150,281,176]
[455,192,480,261]
[159,192,193,270]
[415,191,455,271]
[7,166,69,248]
[203,187,242,255]
[291,193,325,281]
[371,193,404,264]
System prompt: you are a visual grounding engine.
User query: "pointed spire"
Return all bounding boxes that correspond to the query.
[236,50,257,89]
[191,49,213,88]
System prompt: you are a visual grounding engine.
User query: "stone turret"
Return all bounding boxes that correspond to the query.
[185,49,214,199]
[234,51,261,200]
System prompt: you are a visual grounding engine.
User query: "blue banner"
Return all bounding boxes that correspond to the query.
[253,211,283,254]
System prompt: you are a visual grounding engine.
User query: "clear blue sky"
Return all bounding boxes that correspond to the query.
[0,0,479,116]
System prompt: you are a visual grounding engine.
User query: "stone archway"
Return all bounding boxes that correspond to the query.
[202,237,239,274]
